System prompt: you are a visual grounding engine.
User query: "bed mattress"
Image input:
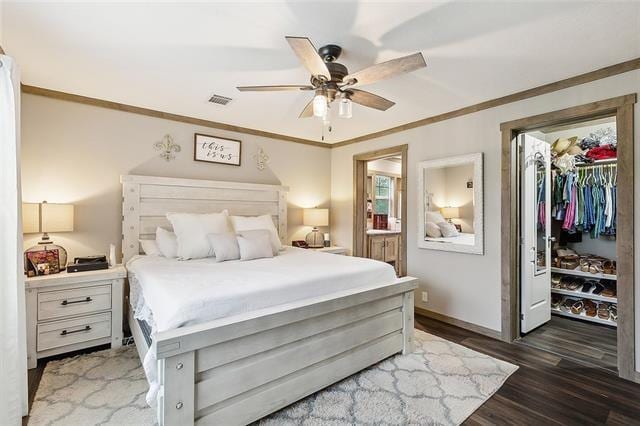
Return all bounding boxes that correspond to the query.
[126,246,398,403]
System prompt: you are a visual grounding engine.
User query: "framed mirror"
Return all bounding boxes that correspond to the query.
[417,153,484,255]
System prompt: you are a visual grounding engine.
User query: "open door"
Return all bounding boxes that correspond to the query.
[520,133,551,334]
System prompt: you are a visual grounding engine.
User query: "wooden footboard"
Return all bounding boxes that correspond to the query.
[153,277,417,426]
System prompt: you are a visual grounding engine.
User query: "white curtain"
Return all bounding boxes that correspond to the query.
[0,54,28,422]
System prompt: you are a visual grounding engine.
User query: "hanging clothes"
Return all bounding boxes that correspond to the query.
[551,163,617,238]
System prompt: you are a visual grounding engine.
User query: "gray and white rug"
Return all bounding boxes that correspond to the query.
[28,330,517,426]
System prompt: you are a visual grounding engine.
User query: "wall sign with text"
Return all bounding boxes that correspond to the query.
[194,133,241,166]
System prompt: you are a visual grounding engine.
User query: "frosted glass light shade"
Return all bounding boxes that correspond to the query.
[303,208,329,227]
[22,203,40,233]
[312,94,327,117]
[339,97,352,118]
[41,203,74,232]
[440,206,460,220]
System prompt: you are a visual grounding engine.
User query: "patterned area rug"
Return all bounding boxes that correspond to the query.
[28,330,517,426]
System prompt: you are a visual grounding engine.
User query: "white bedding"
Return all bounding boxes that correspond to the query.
[424,232,475,245]
[126,247,397,404]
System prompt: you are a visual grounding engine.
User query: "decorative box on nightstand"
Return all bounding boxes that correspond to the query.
[311,246,348,255]
[25,265,126,369]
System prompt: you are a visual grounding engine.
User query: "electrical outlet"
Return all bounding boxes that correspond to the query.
[421,291,428,302]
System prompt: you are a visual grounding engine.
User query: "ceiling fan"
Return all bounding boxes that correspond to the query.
[237,36,426,123]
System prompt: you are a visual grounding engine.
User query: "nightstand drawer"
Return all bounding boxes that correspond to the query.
[37,312,111,352]
[37,284,112,321]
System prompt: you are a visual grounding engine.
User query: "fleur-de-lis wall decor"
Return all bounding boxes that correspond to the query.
[154,134,181,161]
[254,147,270,171]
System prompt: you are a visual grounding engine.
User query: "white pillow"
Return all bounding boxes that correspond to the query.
[155,228,178,258]
[237,231,274,261]
[230,214,282,254]
[167,211,230,260]
[425,222,442,238]
[425,211,446,224]
[438,221,459,238]
[139,239,162,256]
[207,233,240,262]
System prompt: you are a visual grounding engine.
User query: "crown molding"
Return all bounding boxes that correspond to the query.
[22,57,640,150]
[20,85,329,148]
[332,57,640,148]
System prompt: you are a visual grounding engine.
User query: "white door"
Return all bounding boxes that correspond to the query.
[520,133,552,333]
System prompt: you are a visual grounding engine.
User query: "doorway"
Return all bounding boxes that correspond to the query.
[518,118,619,372]
[500,94,636,381]
[353,145,408,276]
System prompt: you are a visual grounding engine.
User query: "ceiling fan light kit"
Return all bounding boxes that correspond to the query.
[237,36,426,136]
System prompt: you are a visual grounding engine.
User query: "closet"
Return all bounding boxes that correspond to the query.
[519,116,618,371]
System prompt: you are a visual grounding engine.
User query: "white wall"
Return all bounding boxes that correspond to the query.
[21,94,332,262]
[330,70,640,372]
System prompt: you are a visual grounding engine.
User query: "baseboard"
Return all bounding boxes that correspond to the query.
[415,307,502,340]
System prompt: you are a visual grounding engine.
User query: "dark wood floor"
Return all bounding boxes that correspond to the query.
[414,315,640,425]
[519,314,617,372]
[25,316,640,425]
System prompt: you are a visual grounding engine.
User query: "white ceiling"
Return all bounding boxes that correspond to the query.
[4,1,640,143]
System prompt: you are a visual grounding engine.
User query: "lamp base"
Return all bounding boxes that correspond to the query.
[305,229,325,248]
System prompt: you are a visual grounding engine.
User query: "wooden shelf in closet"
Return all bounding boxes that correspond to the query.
[551,308,617,327]
[551,287,617,304]
[550,267,617,281]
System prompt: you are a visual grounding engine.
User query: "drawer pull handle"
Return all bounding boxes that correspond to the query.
[61,297,92,306]
[60,325,92,336]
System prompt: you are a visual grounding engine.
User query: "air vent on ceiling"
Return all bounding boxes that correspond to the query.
[208,94,233,106]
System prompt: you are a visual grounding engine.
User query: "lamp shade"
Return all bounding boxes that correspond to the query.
[303,208,329,227]
[440,206,460,220]
[41,203,74,232]
[22,203,40,233]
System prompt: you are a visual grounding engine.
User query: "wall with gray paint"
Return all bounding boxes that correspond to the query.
[330,70,640,371]
[21,94,331,262]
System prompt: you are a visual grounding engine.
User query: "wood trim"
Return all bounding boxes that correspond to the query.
[500,94,637,131]
[21,84,328,148]
[415,307,502,340]
[615,102,635,380]
[500,96,636,381]
[353,144,408,276]
[333,58,640,148]
[500,129,519,343]
[20,58,640,150]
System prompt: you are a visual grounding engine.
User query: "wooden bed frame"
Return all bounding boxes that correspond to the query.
[121,174,418,425]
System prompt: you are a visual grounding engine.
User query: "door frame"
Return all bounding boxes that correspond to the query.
[353,144,408,276]
[500,94,637,381]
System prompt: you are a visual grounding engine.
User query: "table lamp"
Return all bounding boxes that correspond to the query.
[23,201,74,271]
[303,208,328,248]
[440,206,459,224]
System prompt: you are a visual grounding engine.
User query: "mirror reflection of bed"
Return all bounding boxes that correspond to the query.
[418,153,484,255]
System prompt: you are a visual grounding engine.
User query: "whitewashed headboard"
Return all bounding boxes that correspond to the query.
[120,175,289,262]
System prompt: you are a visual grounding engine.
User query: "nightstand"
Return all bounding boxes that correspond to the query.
[312,246,348,255]
[25,265,126,369]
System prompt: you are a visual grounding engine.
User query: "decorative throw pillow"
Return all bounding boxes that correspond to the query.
[425,222,442,238]
[155,227,178,258]
[207,233,240,262]
[237,230,274,261]
[438,221,459,238]
[166,211,230,259]
[425,211,446,225]
[139,239,162,256]
[230,214,282,254]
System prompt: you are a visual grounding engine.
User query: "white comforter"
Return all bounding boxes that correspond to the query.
[126,247,397,404]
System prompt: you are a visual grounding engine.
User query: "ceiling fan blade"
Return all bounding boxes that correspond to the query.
[344,52,426,86]
[285,36,331,81]
[237,85,314,92]
[347,89,395,111]
[298,97,315,118]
